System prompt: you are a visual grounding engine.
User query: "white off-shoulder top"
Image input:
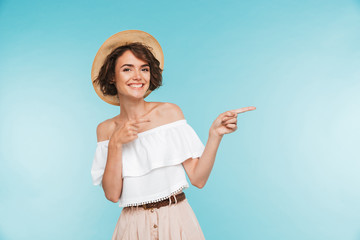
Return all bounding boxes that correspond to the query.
[91,119,205,207]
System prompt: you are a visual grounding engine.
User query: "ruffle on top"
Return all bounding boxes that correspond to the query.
[91,119,205,207]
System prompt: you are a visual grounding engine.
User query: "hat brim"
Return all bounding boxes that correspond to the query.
[91,30,164,106]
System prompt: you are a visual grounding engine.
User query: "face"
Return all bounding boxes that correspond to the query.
[113,50,150,99]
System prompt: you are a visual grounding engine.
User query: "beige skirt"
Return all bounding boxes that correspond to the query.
[112,199,205,240]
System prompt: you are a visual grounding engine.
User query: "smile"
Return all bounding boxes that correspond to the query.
[128,84,144,89]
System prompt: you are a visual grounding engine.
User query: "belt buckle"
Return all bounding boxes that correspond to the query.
[142,204,148,210]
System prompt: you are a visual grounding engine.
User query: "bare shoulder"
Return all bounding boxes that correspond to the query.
[96,118,116,142]
[157,102,185,121]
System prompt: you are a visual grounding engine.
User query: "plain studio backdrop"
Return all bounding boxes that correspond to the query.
[1,0,360,239]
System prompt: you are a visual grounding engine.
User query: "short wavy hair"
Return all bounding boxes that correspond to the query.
[93,42,163,97]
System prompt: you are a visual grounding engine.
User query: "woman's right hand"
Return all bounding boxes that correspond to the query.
[110,118,151,145]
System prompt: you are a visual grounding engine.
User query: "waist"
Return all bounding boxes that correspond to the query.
[118,165,189,207]
[124,192,186,210]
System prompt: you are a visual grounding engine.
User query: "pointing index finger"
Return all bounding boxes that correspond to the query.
[134,118,151,124]
[231,106,256,114]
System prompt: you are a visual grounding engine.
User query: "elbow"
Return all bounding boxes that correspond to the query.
[194,184,204,189]
[103,186,122,203]
[105,193,120,203]
[102,179,123,203]
[108,198,119,203]
[192,180,206,189]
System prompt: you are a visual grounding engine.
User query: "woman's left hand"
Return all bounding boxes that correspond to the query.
[210,106,256,137]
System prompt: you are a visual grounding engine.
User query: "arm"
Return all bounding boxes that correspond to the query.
[164,102,221,188]
[182,133,223,189]
[96,118,151,203]
[102,140,123,202]
[96,122,123,203]
[181,105,257,188]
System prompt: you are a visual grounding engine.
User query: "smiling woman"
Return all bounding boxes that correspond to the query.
[113,50,150,98]
[93,42,163,103]
[90,30,255,240]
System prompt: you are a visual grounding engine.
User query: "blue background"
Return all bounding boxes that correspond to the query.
[1,0,360,239]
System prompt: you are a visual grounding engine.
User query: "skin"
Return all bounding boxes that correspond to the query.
[97,50,256,202]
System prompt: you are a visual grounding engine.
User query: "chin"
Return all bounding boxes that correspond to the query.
[130,93,147,99]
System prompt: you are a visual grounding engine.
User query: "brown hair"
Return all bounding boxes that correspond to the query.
[93,42,163,97]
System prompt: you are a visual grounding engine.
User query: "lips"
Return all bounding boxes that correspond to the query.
[128,83,144,89]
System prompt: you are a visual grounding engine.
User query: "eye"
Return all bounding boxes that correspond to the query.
[123,68,131,72]
[142,68,150,72]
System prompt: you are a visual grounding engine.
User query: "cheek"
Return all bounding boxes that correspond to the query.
[142,72,151,81]
[116,72,129,82]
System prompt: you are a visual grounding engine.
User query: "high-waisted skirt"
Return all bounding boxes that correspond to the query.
[112,199,205,240]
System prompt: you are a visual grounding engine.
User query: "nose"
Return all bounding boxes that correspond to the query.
[133,69,142,80]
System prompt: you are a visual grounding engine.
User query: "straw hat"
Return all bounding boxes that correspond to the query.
[91,30,164,106]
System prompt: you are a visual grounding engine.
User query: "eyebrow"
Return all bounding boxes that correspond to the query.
[120,64,149,68]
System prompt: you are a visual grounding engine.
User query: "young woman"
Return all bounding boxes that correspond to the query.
[91,30,255,240]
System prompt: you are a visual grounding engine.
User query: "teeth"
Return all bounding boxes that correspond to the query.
[129,84,143,88]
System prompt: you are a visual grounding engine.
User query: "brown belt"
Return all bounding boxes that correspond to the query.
[126,192,186,210]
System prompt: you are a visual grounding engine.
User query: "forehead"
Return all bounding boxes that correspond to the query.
[115,50,148,66]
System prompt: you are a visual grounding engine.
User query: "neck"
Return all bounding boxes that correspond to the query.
[118,95,149,121]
